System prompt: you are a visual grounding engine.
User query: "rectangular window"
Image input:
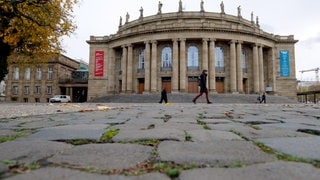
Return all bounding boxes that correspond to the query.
[35,86,41,94]
[47,67,53,80]
[13,67,19,80]
[25,67,30,80]
[24,86,30,95]
[46,86,52,94]
[12,86,18,95]
[36,67,42,80]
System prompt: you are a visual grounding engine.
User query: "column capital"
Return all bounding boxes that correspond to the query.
[229,40,236,44]
[209,38,216,42]
[202,38,209,42]
[172,38,178,42]
[151,40,157,44]
[121,45,127,48]
[237,40,243,44]
[127,44,133,47]
[179,38,186,42]
[144,40,150,44]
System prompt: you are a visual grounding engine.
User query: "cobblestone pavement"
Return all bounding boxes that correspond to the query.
[1,102,320,180]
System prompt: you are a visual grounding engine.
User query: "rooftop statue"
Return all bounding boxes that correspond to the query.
[139,7,143,19]
[119,16,122,26]
[126,12,130,23]
[158,1,163,14]
[237,5,241,17]
[220,1,225,14]
[178,0,182,12]
[200,0,204,12]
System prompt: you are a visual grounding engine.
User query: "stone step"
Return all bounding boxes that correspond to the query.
[91,94,298,104]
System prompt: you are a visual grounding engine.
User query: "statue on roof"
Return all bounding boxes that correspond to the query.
[119,16,122,26]
[158,1,163,14]
[220,1,225,14]
[126,12,130,23]
[139,7,143,19]
[200,0,204,12]
[251,12,254,22]
[256,16,260,27]
[178,0,182,13]
[237,5,241,17]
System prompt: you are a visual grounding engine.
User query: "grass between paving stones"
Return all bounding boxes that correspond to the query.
[2,160,40,174]
[197,113,211,130]
[161,114,172,122]
[254,142,320,168]
[0,129,34,143]
[184,131,192,141]
[230,130,320,168]
[100,128,120,142]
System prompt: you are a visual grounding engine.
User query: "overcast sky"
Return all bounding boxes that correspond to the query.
[62,0,320,81]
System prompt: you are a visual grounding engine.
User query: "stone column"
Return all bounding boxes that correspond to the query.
[258,45,265,92]
[179,38,187,92]
[202,38,209,71]
[253,44,259,93]
[151,41,158,93]
[172,39,179,93]
[121,45,127,93]
[236,41,243,93]
[144,41,151,93]
[209,38,216,93]
[229,40,237,93]
[108,48,116,93]
[126,44,133,93]
[269,47,276,92]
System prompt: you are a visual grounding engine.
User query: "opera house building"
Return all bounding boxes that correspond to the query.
[87,1,298,101]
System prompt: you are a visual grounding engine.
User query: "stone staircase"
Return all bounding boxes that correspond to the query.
[91,93,298,104]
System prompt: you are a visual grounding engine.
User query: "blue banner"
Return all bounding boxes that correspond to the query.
[279,50,290,77]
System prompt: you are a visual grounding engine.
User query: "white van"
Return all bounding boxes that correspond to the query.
[49,95,71,103]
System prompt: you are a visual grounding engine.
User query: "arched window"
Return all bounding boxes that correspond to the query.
[138,48,145,70]
[242,49,247,73]
[161,47,172,70]
[187,46,199,70]
[215,47,224,72]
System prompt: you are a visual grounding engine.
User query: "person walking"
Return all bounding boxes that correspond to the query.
[159,87,168,104]
[192,70,212,104]
[260,92,266,103]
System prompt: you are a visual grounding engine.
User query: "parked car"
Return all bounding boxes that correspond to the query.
[49,95,71,103]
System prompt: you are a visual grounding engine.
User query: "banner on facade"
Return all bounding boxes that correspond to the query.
[279,50,290,77]
[94,51,104,77]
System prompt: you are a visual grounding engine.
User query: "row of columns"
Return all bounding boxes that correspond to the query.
[120,39,266,94]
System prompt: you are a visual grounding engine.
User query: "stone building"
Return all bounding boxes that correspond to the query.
[5,54,88,103]
[87,1,298,101]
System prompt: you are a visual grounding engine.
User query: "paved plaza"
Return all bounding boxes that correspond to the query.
[0,102,320,179]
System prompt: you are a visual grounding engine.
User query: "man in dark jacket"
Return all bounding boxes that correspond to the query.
[159,87,168,104]
[192,70,212,104]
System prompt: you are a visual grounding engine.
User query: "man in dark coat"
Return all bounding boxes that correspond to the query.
[192,70,212,104]
[159,87,168,104]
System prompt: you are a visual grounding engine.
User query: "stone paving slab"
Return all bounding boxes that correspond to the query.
[4,167,171,180]
[257,136,320,160]
[0,140,73,164]
[21,124,109,141]
[234,128,311,140]
[158,140,276,166]
[112,128,186,142]
[179,161,320,180]
[48,143,153,171]
[188,129,243,142]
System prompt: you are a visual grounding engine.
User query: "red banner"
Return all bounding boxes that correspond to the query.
[94,51,104,77]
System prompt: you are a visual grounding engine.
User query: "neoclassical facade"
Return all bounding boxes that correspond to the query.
[87,2,298,101]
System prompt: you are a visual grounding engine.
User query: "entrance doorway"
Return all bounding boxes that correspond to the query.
[243,79,247,94]
[162,77,171,93]
[216,77,224,93]
[138,78,144,94]
[188,76,199,93]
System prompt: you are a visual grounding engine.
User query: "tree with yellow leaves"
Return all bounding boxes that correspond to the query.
[0,0,79,80]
